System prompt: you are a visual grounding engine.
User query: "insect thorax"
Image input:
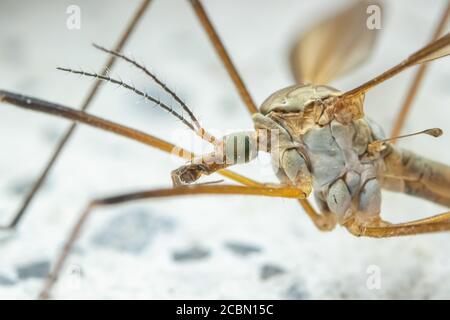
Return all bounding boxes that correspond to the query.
[254,84,387,225]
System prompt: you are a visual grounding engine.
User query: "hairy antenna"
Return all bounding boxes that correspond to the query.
[92,43,201,130]
[57,67,196,132]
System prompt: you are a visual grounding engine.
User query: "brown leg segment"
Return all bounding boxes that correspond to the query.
[38,184,305,299]
[189,0,257,115]
[0,0,152,229]
[390,1,450,139]
[346,211,450,238]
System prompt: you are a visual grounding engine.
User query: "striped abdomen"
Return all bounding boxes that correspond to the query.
[381,146,450,207]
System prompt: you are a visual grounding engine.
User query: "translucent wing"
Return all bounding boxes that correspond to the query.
[341,32,450,99]
[290,0,381,85]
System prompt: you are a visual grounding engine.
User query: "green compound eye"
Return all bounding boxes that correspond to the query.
[224,132,257,165]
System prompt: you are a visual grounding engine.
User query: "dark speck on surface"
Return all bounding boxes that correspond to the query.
[260,263,285,280]
[0,275,16,286]
[172,246,211,262]
[224,241,263,257]
[91,209,175,254]
[285,283,308,300]
[8,178,33,196]
[17,261,50,280]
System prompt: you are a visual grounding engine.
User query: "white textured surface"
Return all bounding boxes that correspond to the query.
[0,0,450,299]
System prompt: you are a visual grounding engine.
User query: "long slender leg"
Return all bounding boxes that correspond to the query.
[346,211,450,238]
[390,1,450,139]
[188,0,333,230]
[188,0,257,115]
[0,0,152,229]
[38,184,305,299]
[389,211,450,226]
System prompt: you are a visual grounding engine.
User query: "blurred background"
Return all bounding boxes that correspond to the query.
[0,0,449,299]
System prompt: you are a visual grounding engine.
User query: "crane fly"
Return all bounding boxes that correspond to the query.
[1,0,450,299]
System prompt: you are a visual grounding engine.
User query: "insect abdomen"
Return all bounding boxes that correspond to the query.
[381,146,450,207]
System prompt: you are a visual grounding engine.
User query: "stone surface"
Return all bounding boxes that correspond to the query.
[172,246,211,262]
[0,0,450,299]
[90,209,174,254]
[17,261,50,280]
[224,241,263,257]
[285,283,308,300]
[260,264,285,280]
[0,275,16,286]
[8,178,33,196]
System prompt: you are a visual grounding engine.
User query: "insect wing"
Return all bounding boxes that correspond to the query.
[290,0,380,85]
